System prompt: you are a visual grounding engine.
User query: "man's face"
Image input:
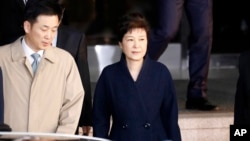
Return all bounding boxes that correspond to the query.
[24,15,59,52]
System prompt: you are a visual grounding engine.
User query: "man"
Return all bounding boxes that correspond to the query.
[147,0,218,110]
[0,0,92,135]
[0,0,84,133]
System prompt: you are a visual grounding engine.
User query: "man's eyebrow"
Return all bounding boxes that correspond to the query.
[42,25,59,28]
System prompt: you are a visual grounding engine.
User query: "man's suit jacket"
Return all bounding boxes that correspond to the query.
[234,50,250,125]
[57,25,92,127]
[0,0,25,46]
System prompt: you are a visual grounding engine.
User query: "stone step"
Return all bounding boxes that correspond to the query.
[80,111,234,141]
[175,78,235,141]
[179,112,233,141]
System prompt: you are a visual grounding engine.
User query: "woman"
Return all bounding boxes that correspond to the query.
[93,12,181,141]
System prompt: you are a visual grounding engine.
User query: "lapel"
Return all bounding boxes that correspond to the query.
[119,54,150,121]
[10,37,33,76]
[34,46,57,77]
[10,37,57,76]
[134,56,151,121]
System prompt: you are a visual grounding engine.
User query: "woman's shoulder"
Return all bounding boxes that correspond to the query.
[147,57,169,71]
[100,61,121,74]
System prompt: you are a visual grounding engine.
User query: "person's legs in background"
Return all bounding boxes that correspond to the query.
[147,0,218,111]
[147,0,181,60]
[185,0,218,110]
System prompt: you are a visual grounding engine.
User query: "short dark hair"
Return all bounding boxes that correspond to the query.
[24,0,63,24]
[116,12,150,42]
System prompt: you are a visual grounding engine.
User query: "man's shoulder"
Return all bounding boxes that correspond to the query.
[44,47,76,69]
[0,43,12,55]
[51,47,73,58]
[58,25,85,37]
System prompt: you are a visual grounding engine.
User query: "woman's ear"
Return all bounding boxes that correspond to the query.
[119,42,122,49]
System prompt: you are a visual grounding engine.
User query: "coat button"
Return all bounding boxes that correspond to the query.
[144,123,151,128]
[122,124,128,129]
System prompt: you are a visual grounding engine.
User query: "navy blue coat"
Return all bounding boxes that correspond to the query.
[93,55,181,141]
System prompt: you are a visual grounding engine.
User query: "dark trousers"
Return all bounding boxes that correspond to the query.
[148,0,213,99]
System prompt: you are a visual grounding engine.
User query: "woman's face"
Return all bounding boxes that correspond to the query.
[119,28,147,62]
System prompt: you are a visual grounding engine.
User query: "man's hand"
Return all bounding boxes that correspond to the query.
[81,126,92,136]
